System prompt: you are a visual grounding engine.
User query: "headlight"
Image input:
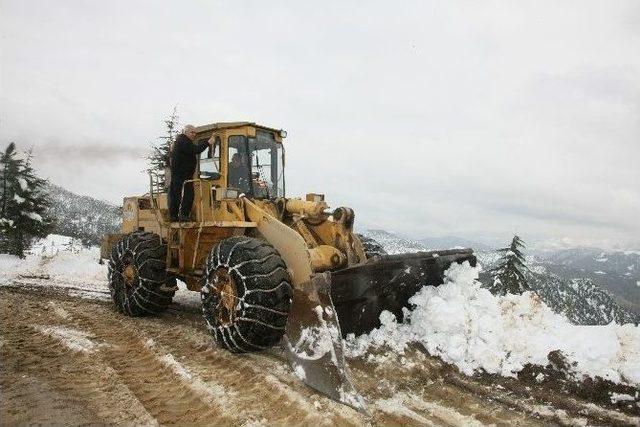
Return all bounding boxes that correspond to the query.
[225,188,240,199]
[212,187,241,201]
[306,193,325,202]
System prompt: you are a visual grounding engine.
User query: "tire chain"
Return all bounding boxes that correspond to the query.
[108,231,177,316]
[200,236,293,353]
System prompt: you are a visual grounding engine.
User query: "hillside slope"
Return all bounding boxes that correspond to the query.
[360,230,640,326]
[45,184,121,245]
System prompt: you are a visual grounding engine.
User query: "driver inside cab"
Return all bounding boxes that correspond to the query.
[228,152,249,190]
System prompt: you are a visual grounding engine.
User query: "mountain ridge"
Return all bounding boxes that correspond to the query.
[360,229,640,325]
[45,183,121,245]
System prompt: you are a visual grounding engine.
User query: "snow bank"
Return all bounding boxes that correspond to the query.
[1,234,200,307]
[0,234,106,286]
[346,262,640,387]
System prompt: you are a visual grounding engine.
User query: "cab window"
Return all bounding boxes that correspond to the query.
[199,137,220,179]
[226,132,285,198]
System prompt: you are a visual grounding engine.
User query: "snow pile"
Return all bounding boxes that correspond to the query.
[346,262,640,387]
[39,248,105,282]
[30,234,84,256]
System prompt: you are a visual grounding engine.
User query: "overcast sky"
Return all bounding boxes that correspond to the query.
[1,1,639,249]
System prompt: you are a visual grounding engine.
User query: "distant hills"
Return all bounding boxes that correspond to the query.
[361,229,493,252]
[360,229,640,325]
[45,183,121,245]
[357,229,426,254]
[419,236,493,251]
[537,247,640,314]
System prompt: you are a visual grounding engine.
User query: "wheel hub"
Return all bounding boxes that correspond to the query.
[123,264,138,290]
[212,268,238,326]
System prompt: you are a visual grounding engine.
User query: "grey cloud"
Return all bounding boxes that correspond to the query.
[1,0,639,249]
[34,141,148,163]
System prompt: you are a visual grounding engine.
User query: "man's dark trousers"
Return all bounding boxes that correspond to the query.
[168,178,193,221]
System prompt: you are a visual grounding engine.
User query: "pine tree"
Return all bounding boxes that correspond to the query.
[147,106,180,188]
[0,143,21,253]
[0,143,54,257]
[488,235,530,295]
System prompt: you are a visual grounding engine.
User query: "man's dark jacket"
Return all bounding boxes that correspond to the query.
[170,134,208,182]
[168,134,208,220]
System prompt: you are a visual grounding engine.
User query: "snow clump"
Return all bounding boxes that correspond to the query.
[345,262,640,387]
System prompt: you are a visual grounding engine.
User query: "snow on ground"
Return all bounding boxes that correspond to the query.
[143,337,238,407]
[35,325,99,353]
[0,235,201,306]
[346,262,640,387]
[375,392,484,426]
[0,254,25,276]
[0,234,104,286]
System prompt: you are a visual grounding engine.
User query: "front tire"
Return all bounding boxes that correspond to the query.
[108,231,176,316]
[201,236,293,353]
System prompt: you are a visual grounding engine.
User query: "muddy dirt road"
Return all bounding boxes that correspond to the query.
[1,284,638,426]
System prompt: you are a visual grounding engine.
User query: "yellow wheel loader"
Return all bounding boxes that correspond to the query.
[101,122,476,411]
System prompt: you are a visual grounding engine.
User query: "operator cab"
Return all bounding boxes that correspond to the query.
[195,122,285,199]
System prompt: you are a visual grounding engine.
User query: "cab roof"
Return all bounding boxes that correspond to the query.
[194,122,283,134]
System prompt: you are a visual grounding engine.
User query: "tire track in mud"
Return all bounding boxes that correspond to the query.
[1,286,446,425]
[1,292,240,425]
[347,354,542,427]
[43,299,247,425]
[65,298,365,426]
[118,299,478,426]
[0,287,364,425]
[0,296,158,426]
[2,285,639,426]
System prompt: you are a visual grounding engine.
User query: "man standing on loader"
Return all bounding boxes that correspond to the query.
[168,124,209,221]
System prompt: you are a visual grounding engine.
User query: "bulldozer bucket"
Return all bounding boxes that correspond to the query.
[331,249,476,337]
[283,272,367,412]
[244,197,475,411]
[283,249,475,412]
[243,198,367,411]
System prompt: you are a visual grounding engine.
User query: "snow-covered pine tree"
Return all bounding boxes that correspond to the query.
[488,235,530,295]
[147,107,180,188]
[0,144,54,257]
[16,148,55,245]
[0,143,21,253]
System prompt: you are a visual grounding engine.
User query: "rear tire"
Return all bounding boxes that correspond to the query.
[201,236,293,353]
[108,231,176,316]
